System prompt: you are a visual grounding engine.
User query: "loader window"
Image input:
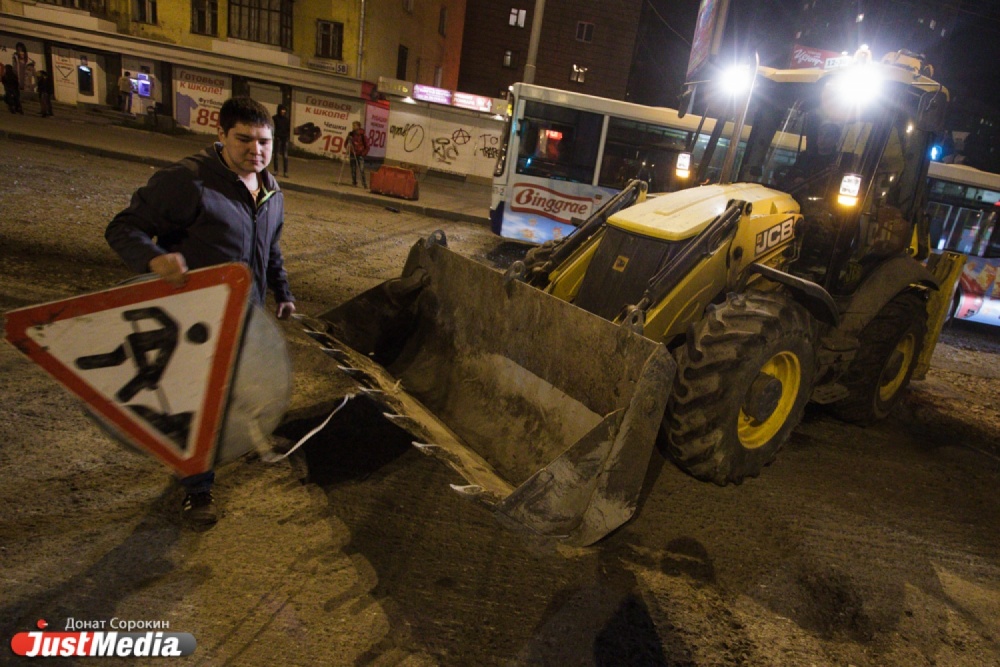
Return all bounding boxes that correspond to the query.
[516,101,602,184]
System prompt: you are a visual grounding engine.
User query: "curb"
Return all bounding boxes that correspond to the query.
[3,130,491,227]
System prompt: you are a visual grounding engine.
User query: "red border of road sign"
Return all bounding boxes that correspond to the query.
[4,263,252,477]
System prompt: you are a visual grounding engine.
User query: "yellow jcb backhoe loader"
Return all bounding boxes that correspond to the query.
[303,50,964,545]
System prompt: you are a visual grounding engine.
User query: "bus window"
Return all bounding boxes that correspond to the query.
[598,117,689,191]
[516,101,602,184]
[945,208,983,253]
[927,202,953,249]
[973,210,999,257]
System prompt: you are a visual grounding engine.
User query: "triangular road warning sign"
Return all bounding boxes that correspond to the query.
[4,263,253,477]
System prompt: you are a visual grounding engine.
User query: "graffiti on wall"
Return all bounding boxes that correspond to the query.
[386,108,504,178]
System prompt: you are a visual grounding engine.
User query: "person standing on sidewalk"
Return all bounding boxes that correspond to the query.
[118,71,133,114]
[105,96,296,529]
[347,120,369,188]
[37,70,54,117]
[272,104,291,177]
[2,65,23,114]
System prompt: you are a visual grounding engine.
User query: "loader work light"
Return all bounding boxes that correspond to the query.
[832,64,882,106]
[720,65,752,96]
[838,173,862,206]
[676,152,691,179]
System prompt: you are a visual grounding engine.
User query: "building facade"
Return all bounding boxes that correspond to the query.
[0,0,466,161]
[458,0,643,101]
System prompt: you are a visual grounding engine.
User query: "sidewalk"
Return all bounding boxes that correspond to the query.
[0,98,492,225]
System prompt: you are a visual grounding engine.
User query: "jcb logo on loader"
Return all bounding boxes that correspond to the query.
[613,256,630,272]
[754,217,796,258]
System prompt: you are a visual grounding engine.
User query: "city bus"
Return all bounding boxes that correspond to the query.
[490,83,730,243]
[925,161,1000,326]
[489,82,799,244]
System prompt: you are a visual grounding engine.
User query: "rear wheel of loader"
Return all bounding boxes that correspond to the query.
[665,292,815,486]
[829,291,927,424]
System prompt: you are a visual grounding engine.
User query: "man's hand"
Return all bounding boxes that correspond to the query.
[276,301,296,320]
[148,253,188,287]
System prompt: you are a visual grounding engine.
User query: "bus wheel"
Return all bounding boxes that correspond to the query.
[663,292,815,486]
[829,291,927,425]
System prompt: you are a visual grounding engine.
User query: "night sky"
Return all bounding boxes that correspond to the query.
[628,0,1000,116]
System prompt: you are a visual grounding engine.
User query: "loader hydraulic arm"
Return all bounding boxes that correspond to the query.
[623,200,746,328]
[522,179,648,287]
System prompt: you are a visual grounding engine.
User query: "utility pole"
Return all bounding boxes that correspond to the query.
[523,0,546,84]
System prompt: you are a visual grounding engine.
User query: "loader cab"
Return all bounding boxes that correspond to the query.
[729,62,944,296]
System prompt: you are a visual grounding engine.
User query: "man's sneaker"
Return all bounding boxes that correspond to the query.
[181,491,218,529]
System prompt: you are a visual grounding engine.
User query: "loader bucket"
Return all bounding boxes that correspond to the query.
[304,233,675,545]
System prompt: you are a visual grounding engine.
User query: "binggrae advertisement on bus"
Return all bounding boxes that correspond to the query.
[385,107,502,179]
[956,257,1000,325]
[501,177,617,243]
[290,91,363,158]
[173,68,231,134]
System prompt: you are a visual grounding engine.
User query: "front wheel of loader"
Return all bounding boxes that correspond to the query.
[828,291,927,425]
[664,292,815,486]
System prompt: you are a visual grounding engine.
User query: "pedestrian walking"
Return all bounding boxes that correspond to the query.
[272,104,291,177]
[37,70,54,117]
[2,65,23,114]
[347,120,369,188]
[118,71,133,114]
[105,96,296,529]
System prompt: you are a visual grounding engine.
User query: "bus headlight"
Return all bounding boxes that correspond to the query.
[838,173,862,206]
[676,152,691,179]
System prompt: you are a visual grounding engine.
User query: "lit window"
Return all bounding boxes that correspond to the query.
[434,66,443,87]
[570,64,587,83]
[439,6,447,36]
[502,49,518,69]
[316,20,343,59]
[576,21,594,42]
[404,0,414,12]
[509,8,526,27]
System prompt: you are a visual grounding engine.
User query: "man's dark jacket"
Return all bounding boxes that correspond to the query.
[106,144,293,306]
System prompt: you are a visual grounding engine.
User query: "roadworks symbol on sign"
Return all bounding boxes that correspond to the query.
[4,263,252,477]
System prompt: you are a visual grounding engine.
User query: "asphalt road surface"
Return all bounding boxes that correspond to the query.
[2,142,999,666]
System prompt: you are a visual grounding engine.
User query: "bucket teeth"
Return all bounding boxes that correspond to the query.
[383,412,414,426]
[412,442,439,455]
[450,484,485,496]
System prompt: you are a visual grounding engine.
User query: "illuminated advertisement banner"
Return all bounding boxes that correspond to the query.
[452,91,492,113]
[687,0,730,78]
[790,44,851,70]
[173,68,231,134]
[413,84,452,105]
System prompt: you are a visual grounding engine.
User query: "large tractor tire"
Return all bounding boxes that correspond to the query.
[829,291,927,424]
[664,291,815,486]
